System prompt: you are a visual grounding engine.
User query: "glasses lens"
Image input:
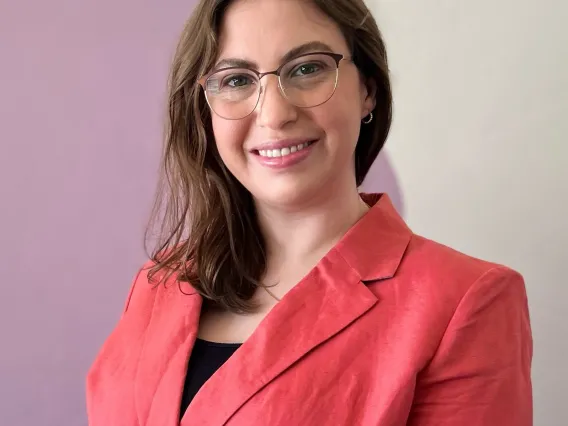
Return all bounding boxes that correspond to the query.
[205,69,260,119]
[279,54,339,108]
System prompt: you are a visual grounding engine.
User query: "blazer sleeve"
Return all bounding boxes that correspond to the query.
[408,267,533,426]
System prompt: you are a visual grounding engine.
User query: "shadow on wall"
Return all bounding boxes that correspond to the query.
[360,150,405,217]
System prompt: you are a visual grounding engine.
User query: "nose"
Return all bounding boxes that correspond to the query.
[255,76,298,129]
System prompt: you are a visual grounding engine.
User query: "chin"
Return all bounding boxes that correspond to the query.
[250,181,321,210]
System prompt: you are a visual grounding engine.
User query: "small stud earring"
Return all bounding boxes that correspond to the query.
[362,112,373,124]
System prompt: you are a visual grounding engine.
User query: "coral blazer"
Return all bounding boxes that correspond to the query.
[87,193,532,426]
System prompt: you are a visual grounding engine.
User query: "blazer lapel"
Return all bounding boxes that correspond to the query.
[181,248,379,426]
[134,279,202,426]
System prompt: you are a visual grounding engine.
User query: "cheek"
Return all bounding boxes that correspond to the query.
[313,96,362,152]
[334,80,365,147]
[212,117,250,163]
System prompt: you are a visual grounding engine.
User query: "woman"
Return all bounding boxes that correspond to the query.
[86,0,533,424]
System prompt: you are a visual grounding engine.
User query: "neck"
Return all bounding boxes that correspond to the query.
[254,180,369,284]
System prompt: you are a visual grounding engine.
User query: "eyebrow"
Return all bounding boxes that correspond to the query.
[213,41,335,71]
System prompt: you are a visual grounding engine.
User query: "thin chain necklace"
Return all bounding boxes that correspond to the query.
[263,285,281,302]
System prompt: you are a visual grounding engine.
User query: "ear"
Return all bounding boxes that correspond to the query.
[361,78,377,119]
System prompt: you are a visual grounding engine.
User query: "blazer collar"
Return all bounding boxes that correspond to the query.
[335,193,412,282]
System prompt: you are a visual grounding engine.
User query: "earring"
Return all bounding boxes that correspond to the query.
[362,112,373,124]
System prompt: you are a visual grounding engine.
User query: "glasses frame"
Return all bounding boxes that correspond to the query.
[198,51,351,120]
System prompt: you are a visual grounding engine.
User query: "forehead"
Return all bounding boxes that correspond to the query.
[217,0,349,68]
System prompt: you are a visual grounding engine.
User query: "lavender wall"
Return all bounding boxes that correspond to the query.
[0,1,195,424]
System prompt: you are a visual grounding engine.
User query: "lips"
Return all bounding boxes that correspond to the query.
[250,138,318,170]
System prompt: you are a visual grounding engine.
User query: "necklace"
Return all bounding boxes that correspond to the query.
[263,285,281,302]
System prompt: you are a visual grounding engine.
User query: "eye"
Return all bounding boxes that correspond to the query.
[291,62,323,77]
[222,74,253,88]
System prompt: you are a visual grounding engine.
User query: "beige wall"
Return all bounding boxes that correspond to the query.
[362,1,567,424]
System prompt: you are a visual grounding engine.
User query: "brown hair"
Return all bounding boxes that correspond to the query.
[145,0,392,313]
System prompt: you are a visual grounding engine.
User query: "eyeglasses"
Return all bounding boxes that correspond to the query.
[198,52,351,120]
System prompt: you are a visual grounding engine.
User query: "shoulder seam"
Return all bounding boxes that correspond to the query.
[446,265,511,321]
[430,265,516,357]
[123,266,145,314]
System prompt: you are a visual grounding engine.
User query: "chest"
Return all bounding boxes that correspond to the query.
[180,287,437,425]
[197,294,278,344]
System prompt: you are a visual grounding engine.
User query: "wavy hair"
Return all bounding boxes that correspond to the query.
[145,0,392,313]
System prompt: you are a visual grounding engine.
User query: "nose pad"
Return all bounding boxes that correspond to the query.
[255,82,266,112]
[257,75,283,107]
[256,76,297,129]
[258,84,265,106]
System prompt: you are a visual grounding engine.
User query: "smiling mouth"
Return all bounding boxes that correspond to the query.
[253,140,317,158]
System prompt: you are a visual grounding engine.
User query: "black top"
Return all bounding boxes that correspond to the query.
[180,338,242,418]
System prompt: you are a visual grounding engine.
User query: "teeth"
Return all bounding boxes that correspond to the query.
[258,142,311,158]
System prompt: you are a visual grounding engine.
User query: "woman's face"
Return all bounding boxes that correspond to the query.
[211,0,375,209]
